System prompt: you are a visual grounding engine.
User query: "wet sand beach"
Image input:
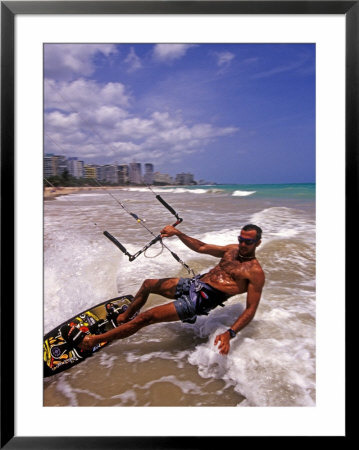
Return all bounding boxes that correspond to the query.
[44,186,124,200]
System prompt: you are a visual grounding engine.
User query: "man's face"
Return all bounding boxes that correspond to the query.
[238,229,259,257]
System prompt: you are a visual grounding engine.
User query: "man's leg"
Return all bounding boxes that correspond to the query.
[79,277,181,350]
[116,277,180,324]
[80,301,180,350]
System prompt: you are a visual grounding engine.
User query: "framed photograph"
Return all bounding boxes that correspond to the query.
[1,1,354,447]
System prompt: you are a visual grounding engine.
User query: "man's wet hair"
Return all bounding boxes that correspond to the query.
[241,224,262,241]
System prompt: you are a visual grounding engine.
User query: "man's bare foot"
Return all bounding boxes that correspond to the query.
[78,335,99,351]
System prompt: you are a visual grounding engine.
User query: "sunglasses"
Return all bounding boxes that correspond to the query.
[238,236,258,245]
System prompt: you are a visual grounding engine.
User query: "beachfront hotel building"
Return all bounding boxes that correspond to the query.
[44,154,55,178]
[84,165,97,180]
[129,162,142,185]
[44,154,197,186]
[67,157,84,179]
[143,163,154,185]
[153,172,174,185]
[104,164,118,184]
[44,154,68,177]
[118,164,130,185]
[175,172,195,185]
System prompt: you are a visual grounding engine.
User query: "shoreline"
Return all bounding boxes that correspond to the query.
[44,183,315,201]
[43,186,124,200]
[43,184,189,200]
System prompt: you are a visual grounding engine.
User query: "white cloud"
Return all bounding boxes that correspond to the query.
[44,77,238,164]
[144,119,238,154]
[115,117,155,139]
[212,51,236,75]
[93,106,129,127]
[191,123,236,139]
[45,79,131,112]
[46,111,80,130]
[153,44,196,62]
[44,44,118,80]
[253,54,313,79]
[215,51,235,67]
[124,47,143,72]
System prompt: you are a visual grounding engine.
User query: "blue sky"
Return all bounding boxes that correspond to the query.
[44,43,315,184]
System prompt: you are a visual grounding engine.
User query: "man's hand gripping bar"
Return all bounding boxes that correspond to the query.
[103,218,181,262]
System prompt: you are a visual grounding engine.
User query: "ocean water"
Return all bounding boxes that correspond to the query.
[43,183,316,407]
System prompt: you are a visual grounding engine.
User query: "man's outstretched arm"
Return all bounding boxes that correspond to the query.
[214,271,265,355]
[161,225,230,258]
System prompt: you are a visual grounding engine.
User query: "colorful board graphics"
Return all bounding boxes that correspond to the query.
[43,295,134,377]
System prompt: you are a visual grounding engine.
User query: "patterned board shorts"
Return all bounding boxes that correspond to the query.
[173,277,198,323]
[173,276,228,324]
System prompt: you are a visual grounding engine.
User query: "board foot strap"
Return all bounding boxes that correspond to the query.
[60,324,89,347]
[105,302,130,327]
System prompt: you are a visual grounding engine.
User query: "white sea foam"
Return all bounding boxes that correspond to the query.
[124,187,149,193]
[250,207,315,241]
[111,389,137,405]
[44,233,122,331]
[55,376,105,406]
[134,375,202,395]
[125,350,190,364]
[188,331,315,406]
[98,352,119,369]
[123,186,225,195]
[232,190,256,197]
[155,188,209,194]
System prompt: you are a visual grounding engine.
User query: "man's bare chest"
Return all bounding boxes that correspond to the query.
[216,257,251,281]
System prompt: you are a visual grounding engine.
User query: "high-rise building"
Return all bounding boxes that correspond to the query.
[67,157,84,178]
[43,154,182,187]
[44,154,68,177]
[153,172,174,186]
[56,155,68,175]
[118,164,129,185]
[103,164,118,184]
[175,172,195,185]
[129,162,142,185]
[84,165,97,179]
[144,163,154,185]
[44,154,56,177]
[96,165,106,182]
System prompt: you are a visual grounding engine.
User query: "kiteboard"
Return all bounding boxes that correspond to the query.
[43,294,134,378]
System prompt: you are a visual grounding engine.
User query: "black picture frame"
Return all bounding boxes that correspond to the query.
[1,1,354,447]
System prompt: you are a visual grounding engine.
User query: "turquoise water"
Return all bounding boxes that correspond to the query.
[220,183,315,199]
[159,183,316,200]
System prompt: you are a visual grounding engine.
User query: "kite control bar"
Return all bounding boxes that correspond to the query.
[103,231,134,260]
[103,188,191,273]
[146,185,183,226]
[154,194,182,225]
[104,231,163,262]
